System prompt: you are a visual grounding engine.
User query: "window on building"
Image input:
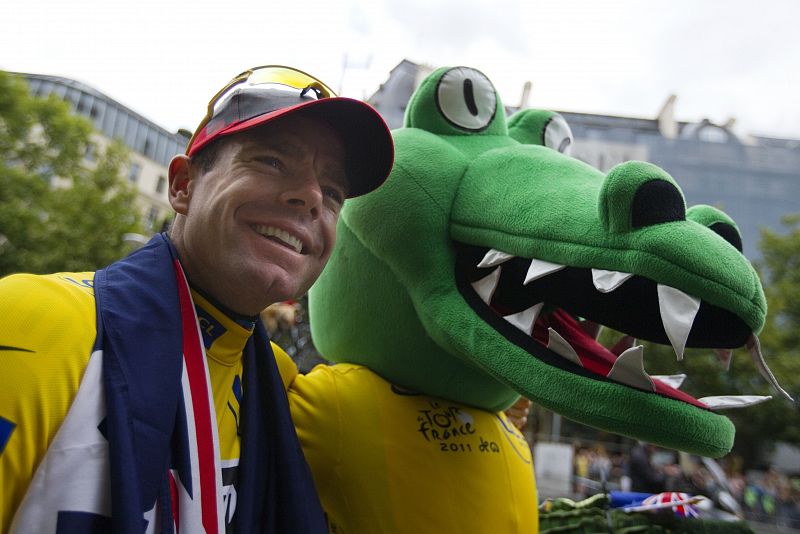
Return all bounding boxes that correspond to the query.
[145,206,161,230]
[78,93,92,114]
[155,175,167,194]
[64,87,80,108]
[697,126,728,144]
[85,143,96,162]
[128,162,141,183]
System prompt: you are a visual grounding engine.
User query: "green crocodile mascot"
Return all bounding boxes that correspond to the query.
[282,66,790,533]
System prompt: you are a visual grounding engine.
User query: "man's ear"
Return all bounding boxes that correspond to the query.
[168,155,194,215]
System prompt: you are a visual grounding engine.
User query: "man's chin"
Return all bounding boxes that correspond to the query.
[247,265,317,307]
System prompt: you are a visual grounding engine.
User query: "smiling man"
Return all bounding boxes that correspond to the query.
[0,66,393,534]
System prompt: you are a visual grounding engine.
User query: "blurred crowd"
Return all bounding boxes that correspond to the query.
[571,442,800,529]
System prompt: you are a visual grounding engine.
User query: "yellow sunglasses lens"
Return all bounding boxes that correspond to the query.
[242,66,336,99]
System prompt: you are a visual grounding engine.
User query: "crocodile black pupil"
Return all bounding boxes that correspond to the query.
[709,222,743,252]
[463,79,479,116]
[631,180,685,228]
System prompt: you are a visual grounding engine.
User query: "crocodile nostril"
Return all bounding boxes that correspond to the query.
[631,180,686,228]
[709,222,743,252]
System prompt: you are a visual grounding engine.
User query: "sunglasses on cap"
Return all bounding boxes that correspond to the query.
[186,65,337,156]
[185,64,394,198]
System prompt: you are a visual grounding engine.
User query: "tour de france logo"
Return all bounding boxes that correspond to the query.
[414,400,532,463]
[416,400,501,454]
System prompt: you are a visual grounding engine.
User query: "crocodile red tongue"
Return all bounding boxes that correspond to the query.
[534,309,708,409]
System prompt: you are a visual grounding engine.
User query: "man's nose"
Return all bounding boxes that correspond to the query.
[279,172,323,218]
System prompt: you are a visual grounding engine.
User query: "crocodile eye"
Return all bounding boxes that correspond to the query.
[631,180,686,228]
[685,205,744,253]
[708,223,743,252]
[543,114,573,155]
[436,67,497,132]
[600,161,686,233]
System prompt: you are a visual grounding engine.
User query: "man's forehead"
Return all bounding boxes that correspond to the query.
[232,118,349,188]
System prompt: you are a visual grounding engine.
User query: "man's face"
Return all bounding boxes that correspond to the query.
[169,114,348,315]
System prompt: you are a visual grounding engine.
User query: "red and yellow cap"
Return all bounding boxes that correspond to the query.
[186,65,394,198]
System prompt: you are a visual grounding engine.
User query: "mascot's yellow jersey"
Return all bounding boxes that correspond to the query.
[289,363,539,533]
[0,272,270,532]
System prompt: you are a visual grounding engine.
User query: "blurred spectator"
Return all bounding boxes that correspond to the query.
[574,446,591,496]
[261,300,299,334]
[741,467,800,529]
[628,442,679,493]
[588,446,611,483]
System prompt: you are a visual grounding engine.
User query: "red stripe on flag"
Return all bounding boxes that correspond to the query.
[175,260,219,534]
[169,471,181,532]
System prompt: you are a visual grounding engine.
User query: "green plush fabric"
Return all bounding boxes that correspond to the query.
[309,66,769,457]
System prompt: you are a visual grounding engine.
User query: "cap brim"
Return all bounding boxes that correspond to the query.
[192,97,394,198]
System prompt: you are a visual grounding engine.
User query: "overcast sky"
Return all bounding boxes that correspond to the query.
[2,0,798,139]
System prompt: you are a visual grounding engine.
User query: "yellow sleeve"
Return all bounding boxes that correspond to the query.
[0,272,96,532]
[286,364,340,498]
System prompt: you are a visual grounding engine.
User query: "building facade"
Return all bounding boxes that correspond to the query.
[18,72,189,232]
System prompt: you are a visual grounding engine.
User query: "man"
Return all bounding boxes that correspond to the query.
[0,65,393,533]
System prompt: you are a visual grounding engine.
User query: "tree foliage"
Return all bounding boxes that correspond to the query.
[0,70,143,275]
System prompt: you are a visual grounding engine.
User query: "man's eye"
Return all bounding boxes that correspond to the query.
[323,187,345,205]
[257,156,283,170]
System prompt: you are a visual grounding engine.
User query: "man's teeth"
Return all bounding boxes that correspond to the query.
[657,285,701,361]
[592,269,634,293]
[503,303,543,336]
[253,225,303,253]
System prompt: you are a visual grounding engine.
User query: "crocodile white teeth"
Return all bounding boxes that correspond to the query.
[471,267,501,305]
[746,334,794,402]
[698,395,773,410]
[606,345,656,392]
[524,259,566,285]
[477,249,514,268]
[715,349,733,371]
[651,374,687,389]
[591,269,634,293]
[503,303,543,336]
[546,328,583,367]
[657,284,701,361]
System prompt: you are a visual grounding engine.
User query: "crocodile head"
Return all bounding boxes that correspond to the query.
[309,66,789,457]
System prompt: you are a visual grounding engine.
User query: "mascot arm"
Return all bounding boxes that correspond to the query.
[287,365,341,496]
